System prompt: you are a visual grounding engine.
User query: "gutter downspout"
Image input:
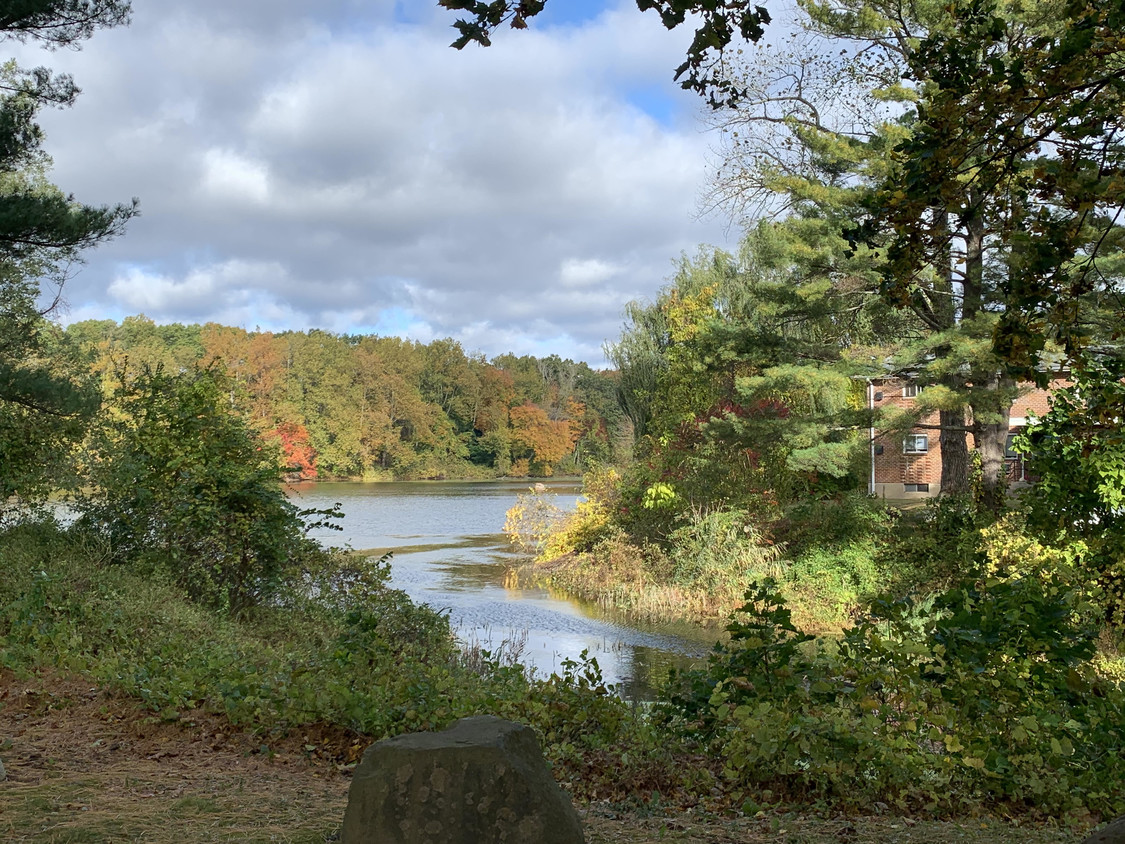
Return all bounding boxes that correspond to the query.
[868,379,876,496]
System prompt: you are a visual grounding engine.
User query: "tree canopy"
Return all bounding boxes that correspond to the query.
[845,0,1125,378]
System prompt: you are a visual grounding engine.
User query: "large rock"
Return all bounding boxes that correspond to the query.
[1082,817,1125,844]
[341,715,584,844]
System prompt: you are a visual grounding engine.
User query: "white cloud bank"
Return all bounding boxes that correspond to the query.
[19,0,737,365]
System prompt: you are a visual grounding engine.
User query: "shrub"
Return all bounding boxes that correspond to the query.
[538,466,621,559]
[76,364,332,613]
[0,517,668,802]
[884,493,987,589]
[1017,359,1125,626]
[663,507,784,594]
[503,483,569,555]
[659,576,1125,815]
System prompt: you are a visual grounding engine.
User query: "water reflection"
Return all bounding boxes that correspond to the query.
[289,479,713,698]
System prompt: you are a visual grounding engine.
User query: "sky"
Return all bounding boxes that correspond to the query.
[17,0,743,367]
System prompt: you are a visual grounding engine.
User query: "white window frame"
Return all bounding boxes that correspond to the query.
[902,383,921,398]
[904,433,929,454]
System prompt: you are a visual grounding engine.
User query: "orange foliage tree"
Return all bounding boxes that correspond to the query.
[509,403,578,476]
[270,421,318,480]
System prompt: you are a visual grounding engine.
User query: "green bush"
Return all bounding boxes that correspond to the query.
[1017,359,1125,626]
[0,517,662,797]
[658,576,1125,815]
[883,494,987,590]
[779,493,892,559]
[663,508,784,594]
[76,364,333,613]
[785,542,882,629]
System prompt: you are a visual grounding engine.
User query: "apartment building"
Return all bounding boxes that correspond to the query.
[866,377,1065,498]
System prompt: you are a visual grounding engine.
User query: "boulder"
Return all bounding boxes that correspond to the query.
[1082,817,1125,844]
[341,715,584,844]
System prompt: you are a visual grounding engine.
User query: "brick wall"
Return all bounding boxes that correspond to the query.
[867,377,1069,498]
[1010,380,1069,422]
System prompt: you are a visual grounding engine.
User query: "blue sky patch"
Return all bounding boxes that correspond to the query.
[530,0,612,29]
[626,83,684,127]
[373,306,420,337]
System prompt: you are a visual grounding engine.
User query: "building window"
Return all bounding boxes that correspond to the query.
[902,383,921,398]
[904,483,930,493]
[1005,432,1021,459]
[904,434,929,454]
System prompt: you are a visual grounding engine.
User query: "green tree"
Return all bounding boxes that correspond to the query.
[605,298,671,443]
[703,0,1124,508]
[78,364,324,613]
[420,337,480,433]
[859,0,1125,378]
[0,285,94,506]
[0,4,135,503]
[284,330,367,477]
[612,229,900,519]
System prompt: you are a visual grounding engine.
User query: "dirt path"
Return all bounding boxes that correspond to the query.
[0,670,1081,843]
[0,670,348,842]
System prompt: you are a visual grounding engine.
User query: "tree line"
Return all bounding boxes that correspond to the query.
[59,316,628,481]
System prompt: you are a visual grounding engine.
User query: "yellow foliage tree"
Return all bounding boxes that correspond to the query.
[509,402,577,476]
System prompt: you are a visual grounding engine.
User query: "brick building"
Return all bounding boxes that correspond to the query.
[866,377,1065,498]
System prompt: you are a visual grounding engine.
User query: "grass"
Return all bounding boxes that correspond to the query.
[0,671,347,843]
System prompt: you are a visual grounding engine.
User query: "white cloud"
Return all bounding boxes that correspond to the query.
[559,258,618,288]
[200,149,271,205]
[18,1,738,363]
[108,260,287,314]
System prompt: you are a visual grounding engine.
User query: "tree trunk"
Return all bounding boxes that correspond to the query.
[931,206,971,496]
[939,407,970,494]
[970,372,1015,513]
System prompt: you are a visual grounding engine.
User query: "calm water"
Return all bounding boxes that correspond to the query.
[287,479,713,698]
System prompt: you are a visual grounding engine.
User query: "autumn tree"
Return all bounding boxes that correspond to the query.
[64,318,623,481]
[270,421,317,479]
[509,402,577,476]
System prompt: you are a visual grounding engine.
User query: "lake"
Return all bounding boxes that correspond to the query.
[287,479,713,698]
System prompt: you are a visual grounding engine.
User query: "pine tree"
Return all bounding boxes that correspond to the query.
[0,3,135,503]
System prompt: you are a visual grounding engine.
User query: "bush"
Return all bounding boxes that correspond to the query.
[503,483,569,555]
[785,542,882,630]
[662,507,784,594]
[779,493,891,559]
[1017,359,1125,626]
[76,364,332,613]
[659,576,1125,815]
[537,466,621,558]
[884,494,987,589]
[0,517,673,801]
